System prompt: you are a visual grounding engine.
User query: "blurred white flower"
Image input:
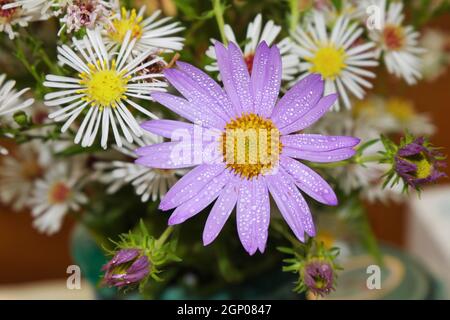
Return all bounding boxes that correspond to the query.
[28,160,87,235]
[205,14,299,81]
[94,131,183,202]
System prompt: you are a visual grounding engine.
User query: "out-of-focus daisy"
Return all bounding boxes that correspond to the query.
[94,131,182,202]
[420,29,450,82]
[0,0,38,39]
[308,99,402,202]
[104,6,184,54]
[29,161,87,235]
[206,14,299,81]
[0,73,34,154]
[291,11,377,109]
[44,28,166,149]
[311,0,361,25]
[136,41,360,255]
[0,140,51,210]
[385,97,435,136]
[0,74,34,117]
[364,0,425,85]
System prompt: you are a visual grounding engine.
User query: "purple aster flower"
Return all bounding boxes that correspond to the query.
[102,248,150,288]
[394,137,446,188]
[136,41,359,255]
[303,260,334,297]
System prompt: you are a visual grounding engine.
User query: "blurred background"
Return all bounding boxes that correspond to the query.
[0,0,449,299]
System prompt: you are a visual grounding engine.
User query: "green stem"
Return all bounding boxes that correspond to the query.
[14,38,43,85]
[156,226,174,248]
[212,0,228,45]
[288,0,299,33]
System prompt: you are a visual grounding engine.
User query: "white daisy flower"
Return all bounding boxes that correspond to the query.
[44,28,167,149]
[0,140,51,210]
[0,0,38,39]
[205,14,299,81]
[0,73,34,154]
[0,74,34,117]
[291,11,378,110]
[29,161,87,235]
[94,131,182,202]
[104,6,184,54]
[364,0,425,84]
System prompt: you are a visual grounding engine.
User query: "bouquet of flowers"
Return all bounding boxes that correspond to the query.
[0,0,448,299]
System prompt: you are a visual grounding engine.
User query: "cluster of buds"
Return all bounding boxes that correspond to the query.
[102,221,180,291]
[280,239,340,298]
[381,134,446,191]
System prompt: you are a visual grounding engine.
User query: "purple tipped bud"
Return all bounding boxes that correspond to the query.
[303,260,334,297]
[103,249,150,288]
[394,137,446,188]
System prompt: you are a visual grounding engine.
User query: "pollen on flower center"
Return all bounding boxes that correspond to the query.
[48,182,71,204]
[80,61,129,108]
[383,24,405,51]
[109,7,143,43]
[308,46,347,80]
[408,153,433,179]
[221,113,282,179]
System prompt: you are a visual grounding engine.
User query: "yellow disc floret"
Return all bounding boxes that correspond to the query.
[221,113,282,179]
[80,60,129,108]
[308,45,347,80]
[386,97,416,122]
[109,7,143,44]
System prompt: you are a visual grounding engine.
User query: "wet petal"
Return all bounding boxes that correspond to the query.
[203,181,239,246]
[281,155,337,205]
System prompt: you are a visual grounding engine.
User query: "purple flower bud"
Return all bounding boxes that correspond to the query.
[103,248,150,288]
[394,137,446,188]
[303,260,334,297]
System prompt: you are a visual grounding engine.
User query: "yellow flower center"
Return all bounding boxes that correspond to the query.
[386,98,415,122]
[79,61,129,108]
[221,113,282,179]
[407,153,433,180]
[308,45,347,80]
[383,24,405,51]
[109,7,143,44]
[48,182,71,204]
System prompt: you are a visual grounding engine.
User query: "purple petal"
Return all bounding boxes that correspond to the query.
[140,119,220,142]
[164,68,228,125]
[135,141,213,169]
[176,61,236,119]
[271,74,323,129]
[251,42,282,117]
[151,92,224,129]
[280,94,337,135]
[281,134,360,152]
[280,155,337,205]
[236,178,270,255]
[168,171,231,225]
[159,164,225,210]
[102,249,140,271]
[203,181,239,246]
[215,41,254,115]
[265,168,316,241]
[283,147,356,163]
[398,142,425,157]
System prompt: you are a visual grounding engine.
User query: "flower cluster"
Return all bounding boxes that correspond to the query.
[0,0,447,298]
